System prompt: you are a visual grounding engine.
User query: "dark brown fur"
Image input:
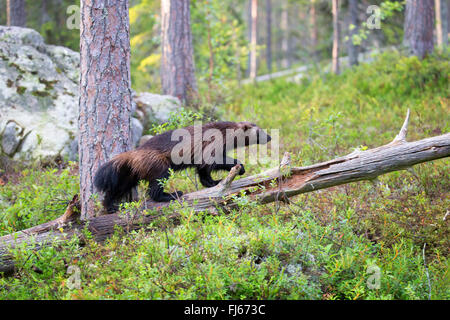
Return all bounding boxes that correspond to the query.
[94,121,271,213]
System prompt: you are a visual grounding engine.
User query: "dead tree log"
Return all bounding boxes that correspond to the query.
[1,111,449,274]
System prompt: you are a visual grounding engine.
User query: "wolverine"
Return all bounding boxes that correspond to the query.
[94,121,271,213]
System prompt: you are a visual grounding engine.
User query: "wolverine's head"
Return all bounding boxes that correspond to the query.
[239,122,271,145]
[224,122,271,150]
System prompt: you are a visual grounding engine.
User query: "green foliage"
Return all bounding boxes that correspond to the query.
[25,0,81,51]
[0,163,79,236]
[149,107,206,135]
[191,0,248,84]
[228,50,449,162]
[350,0,405,46]
[129,0,161,92]
[128,0,249,94]
[1,52,448,300]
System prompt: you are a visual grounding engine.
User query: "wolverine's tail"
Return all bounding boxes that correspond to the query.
[94,160,122,194]
[94,154,139,212]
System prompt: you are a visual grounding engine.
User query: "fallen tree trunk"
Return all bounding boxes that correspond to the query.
[1,111,449,274]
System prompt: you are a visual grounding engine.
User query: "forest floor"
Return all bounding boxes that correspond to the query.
[0,51,449,299]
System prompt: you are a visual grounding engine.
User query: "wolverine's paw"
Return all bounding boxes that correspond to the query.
[210,179,221,187]
[152,191,182,202]
[105,205,118,214]
[170,191,183,199]
[200,178,221,188]
[238,164,245,175]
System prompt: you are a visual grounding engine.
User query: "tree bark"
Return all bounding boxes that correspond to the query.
[280,0,289,69]
[347,0,359,66]
[266,0,272,73]
[205,4,214,103]
[161,0,198,105]
[249,0,258,80]
[310,0,318,60]
[332,0,340,74]
[274,2,282,70]
[79,0,133,220]
[40,0,50,26]
[1,111,449,275]
[404,0,435,59]
[435,0,449,48]
[6,0,26,27]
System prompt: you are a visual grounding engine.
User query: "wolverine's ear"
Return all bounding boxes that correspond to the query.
[239,122,254,131]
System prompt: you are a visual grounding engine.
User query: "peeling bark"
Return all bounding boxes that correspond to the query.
[78,0,133,220]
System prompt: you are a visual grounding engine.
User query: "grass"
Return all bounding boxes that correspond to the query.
[0,51,449,299]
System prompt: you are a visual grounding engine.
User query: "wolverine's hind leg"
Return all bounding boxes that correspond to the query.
[102,175,138,213]
[102,192,118,214]
[147,169,183,202]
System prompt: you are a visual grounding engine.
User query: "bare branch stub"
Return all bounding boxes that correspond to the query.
[279,152,292,176]
[392,109,411,144]
[217,164,242,196]
[276,152,292,203]
[59,195,81,224]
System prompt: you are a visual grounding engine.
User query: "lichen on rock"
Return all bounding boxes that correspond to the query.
[0,26,181,162]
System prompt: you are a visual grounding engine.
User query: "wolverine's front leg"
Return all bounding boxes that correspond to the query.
[217,156,245,175]
[147,169,183,202]
[198,166,220,188]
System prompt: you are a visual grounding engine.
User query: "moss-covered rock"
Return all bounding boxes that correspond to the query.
[0,26,180,162]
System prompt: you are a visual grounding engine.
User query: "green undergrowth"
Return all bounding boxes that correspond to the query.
[0,51,448,299]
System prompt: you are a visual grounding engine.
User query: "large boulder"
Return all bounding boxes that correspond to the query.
[0,26,181,162]
[0,27,79,161]
[133,92,181,129]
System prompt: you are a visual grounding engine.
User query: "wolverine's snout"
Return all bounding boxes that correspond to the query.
[257,128,271,144]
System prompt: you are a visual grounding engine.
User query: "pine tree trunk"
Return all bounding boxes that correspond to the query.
[161,0,198,105]
[332,0,340,74]
[249,0,258,79]
[310,0,318,60]
[233,27,242,84]
[246,0,252,77]
[79,0,133,220]
[266,0,272,73]
[404,0,435,59]
[435,0,449,48]
[274,3,281,70]
[286,4,293,68]
[6,0,26,27]
[40,0,50,26]
[347,0,359,66]
[280,0,289,69]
